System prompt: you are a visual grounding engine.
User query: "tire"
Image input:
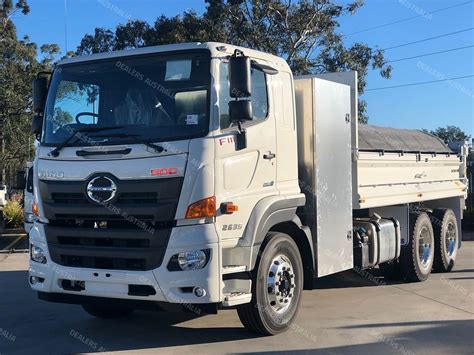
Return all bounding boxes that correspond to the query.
[399,211,434,282]
[237,232,304,335]
[82,303,134,319]
[379,260,403,281]
[430,208,458,273]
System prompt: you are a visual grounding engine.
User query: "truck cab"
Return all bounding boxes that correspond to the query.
[29,42,304,320]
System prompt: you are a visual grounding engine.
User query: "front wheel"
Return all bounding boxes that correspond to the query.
[237,232,303,335]
[82,303,134,319]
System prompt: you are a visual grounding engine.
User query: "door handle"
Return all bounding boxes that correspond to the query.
[263,152,276,160]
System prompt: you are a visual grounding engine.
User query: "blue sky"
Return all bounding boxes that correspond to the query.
[14,0,474,138]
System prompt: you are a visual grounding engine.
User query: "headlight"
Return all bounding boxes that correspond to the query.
[167,249,210,271]
[30,244,47,264]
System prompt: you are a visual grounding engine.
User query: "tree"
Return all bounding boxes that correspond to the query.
[76,0,392,123]
[77,28,115,55]
[0,0,59,186]
[427,126,470,143]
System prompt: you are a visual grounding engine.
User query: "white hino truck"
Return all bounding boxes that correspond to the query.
[28,42,468,335]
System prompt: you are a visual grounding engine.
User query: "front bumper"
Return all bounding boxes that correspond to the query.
[29,222,221,305]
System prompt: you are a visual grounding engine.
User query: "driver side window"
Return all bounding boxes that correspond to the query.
[52,81,100,132]
[219,61,268,129]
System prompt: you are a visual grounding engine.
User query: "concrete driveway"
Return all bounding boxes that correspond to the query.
[0,242,473,354]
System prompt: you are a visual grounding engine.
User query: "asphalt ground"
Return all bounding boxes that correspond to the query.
[0,242,473,354]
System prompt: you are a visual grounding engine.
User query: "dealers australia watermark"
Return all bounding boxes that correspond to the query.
[115,61,175,99]
[0,327,16,342]
[97,0,132,21]
[99,198,155,234]
[70,329,107,352]
[398,0,432,20]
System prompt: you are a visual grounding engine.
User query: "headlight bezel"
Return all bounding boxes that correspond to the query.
[167,249,210,271]
[30,244,47,264]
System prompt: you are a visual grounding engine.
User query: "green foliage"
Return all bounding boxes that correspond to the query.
[425,126,470,143]
[53,108,74,128]
[0,1,59,186]
[76,0,392,122]
[3,199,24,228]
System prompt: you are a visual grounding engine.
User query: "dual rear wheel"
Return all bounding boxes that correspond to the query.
[380,208,459,282]
[431,208,459,273]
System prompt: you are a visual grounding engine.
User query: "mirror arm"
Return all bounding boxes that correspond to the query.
[251,61,279,75]
[235,121,247,151]
[36,71,52,79]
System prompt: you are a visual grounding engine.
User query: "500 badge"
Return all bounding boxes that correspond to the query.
[222,224,243,231]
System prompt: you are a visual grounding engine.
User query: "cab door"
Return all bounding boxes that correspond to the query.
[214,59,278,240]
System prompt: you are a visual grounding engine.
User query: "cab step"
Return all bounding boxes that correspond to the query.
[222,292,252,307]
[222,265,247,274]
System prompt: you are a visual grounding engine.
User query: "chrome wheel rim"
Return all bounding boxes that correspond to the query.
[266,254,295,314]
[418,225,433,269]
[445,221,457,257]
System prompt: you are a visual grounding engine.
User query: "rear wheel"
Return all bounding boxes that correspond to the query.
[82,303,134,319]
[400,211,434,282]
[430,208,458,272]
[237,232,303,335]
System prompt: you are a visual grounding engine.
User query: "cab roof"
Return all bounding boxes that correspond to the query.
[58,42,291,72]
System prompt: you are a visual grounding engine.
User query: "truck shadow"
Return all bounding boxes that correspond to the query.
[232,319,474,354]
[313,268,395,289]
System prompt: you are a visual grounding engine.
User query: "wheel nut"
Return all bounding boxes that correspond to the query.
[277,272,282,276]
[276,292,280,296]
[275,281,280,286]
[280,299,284,302]
[289,294,292,298]
[282,267,286,271]
[284,299,288,303]
[291,284,295,288]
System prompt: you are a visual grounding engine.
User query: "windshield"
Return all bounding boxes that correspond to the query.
[43,50,210,146]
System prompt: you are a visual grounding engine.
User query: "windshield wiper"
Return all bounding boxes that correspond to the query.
[49,126,124,157]
[88,133,166,153]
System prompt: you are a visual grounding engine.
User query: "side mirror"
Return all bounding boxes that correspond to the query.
[32,115,43,137]
[229,100,252,123]
[33,77,48,113]
[15,170,26,190]
[229,100,252,151]
[229,52,251,98]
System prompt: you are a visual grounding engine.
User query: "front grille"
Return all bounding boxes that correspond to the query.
[57,236,150,248]
[40,176,183,225]
[60,255,146,270]
[45,225,171,271]
[51,192,160,205]
[40,176,182,271]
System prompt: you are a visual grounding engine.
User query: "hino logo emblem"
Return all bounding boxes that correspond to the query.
[86,176,117,204]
